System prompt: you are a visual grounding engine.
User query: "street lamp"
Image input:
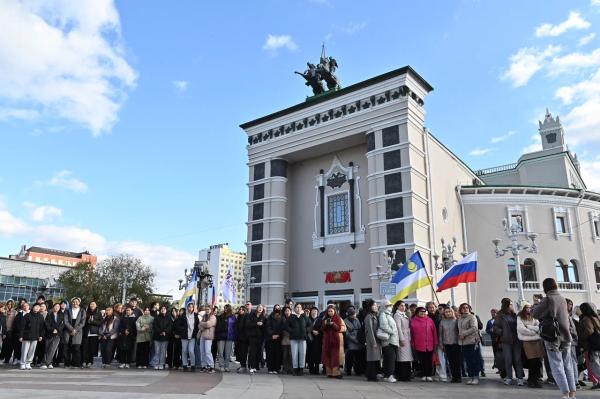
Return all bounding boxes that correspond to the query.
[178,262,214,306]
[235,266,256,304]
[492,218,538,307]
[375,250,396,299]
[433,237,466,306]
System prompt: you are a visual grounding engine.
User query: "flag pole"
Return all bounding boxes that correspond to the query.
[427,274,442,305]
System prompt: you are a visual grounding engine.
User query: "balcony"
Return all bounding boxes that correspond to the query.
[558,282,584,291]
[508,281,540,290]
[475,162,518,176]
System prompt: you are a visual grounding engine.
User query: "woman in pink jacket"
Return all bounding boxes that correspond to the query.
[410,306,438,381]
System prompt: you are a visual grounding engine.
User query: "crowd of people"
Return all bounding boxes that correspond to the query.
[0,277,598,399]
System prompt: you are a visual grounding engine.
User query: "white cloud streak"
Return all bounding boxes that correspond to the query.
[535,11,591,38]
[469,148,494,156]
[263,34,298,52]
[490,130,517,144]
[172,80,189,91]
[0,0,137,135]
[23,202,63,222]
[579,33,596,46]
[502,45,561,87]
[42,170,88,193]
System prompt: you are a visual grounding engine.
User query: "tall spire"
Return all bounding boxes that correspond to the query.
[538,108,565,151]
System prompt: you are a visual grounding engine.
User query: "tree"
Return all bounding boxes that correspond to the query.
[57,261,99,305]
[57,254,156,307]
[96,254,156,306]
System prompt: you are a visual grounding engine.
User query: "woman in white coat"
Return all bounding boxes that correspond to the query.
[393,300,413,381]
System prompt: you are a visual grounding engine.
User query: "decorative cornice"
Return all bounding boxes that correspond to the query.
[246,85,421,147]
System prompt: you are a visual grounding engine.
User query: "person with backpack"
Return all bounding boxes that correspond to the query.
[577,302,600,390]
[532,278,576,399]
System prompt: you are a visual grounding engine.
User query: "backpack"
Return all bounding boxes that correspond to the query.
[588,317,600,351]
[540,317,560,342]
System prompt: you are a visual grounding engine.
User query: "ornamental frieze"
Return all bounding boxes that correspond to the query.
[247,85,423,146]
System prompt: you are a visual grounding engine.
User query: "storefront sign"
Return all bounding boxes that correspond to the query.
[324,270,352,284]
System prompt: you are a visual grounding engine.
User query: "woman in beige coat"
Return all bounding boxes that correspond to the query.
[199,306,217,372]
[457,303,480,385]
[393,300,412,381]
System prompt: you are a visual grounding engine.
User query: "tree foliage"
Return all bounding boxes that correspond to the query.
[58,254,156,307]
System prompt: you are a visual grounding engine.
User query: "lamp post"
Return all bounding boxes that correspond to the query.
[235,266,256,304]
[375,250,395,299]
[492,218,538,307]
[178,261,214,306]
[432,237,467,306]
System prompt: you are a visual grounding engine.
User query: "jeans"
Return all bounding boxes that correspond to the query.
[153,341,168,367]
[200,337,214,368]
[44,336,61,366]
[290,340,306,369]
[21,340,37,365]
[195,338,203,366]
[461,344,479,378]
[180,338,195,367]
[217,340,233,369]
[501,342,524,380]
[545,341,576,394]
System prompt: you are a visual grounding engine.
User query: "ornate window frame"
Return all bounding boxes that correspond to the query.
[552,207,572,240]
[590,211,600,241]
[312,156,365,250]
[506,205,530,235]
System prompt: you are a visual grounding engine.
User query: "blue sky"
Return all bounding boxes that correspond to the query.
[1,0,600,294]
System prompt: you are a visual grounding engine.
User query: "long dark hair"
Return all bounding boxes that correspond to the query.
[580,302,598,319]
[392,300,404,315]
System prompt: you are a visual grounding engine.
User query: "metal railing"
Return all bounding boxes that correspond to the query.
[475,163,518,176]
[508,281,540,290]
[558,282,584,291]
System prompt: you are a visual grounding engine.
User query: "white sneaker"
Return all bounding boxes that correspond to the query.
[19,365,26,370]
[125,364,130,369]
[47,364,53,369]
[249,368,256,374]
[386,376,397,383]
[25,364,32,370]
[504,378,512,385]
[426,377,433,382]
[422,376,427,382]
[119,364,126,369]
[40,365,47,369]
[471,378,479,385]
[159,365,164,370]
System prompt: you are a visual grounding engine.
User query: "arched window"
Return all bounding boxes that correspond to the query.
[507,258,537,281]
[568,259,580,282]
[556,259,580,283]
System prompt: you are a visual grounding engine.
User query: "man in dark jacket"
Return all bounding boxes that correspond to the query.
[18,303,44,370]
[532,278,576,398]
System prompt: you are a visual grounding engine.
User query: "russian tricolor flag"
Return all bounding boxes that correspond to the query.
[436,251,478,292]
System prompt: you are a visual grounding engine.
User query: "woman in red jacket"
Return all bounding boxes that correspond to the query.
[321,305,344,379]
[410,306,438,381]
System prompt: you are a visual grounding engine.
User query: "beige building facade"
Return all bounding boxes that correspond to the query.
[241,67,600,314]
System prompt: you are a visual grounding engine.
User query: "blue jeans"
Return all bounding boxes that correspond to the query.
[290,340,306,369]
[545,341,576,394]
[181,338,195,367]
[217,340,233,369]
[200,337,214,368]
[194,338,202,366]
[461,344,479,378]
[501,342,524,380]
[153,341,168,367]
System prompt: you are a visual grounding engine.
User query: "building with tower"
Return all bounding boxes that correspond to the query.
[241,64,600,314]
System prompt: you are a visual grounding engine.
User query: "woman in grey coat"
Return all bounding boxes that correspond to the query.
[63,297,86,368]
[364,299,381,382]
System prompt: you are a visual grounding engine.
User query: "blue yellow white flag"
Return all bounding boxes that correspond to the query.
[389,251,430,303]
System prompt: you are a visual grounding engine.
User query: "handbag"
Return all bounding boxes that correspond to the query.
[376,328,390,341]
[540,317,560,342]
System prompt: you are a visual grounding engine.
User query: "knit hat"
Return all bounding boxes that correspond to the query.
[380,299,392,307]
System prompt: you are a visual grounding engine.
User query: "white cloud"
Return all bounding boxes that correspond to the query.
[580,157,600,192]
[263,35,298,52]
[548,48,600,75]
[490,130,516,144]
[522,134,543,154]
[0,0,137,135]
[0,108,39,121]
[469,148,493,156]
[42,170,88,193]
[592,0,600,7]
[23,202,63,222]
[335,21,367,35]
[579,33,596,46]
[535,11,591,38]
[502,45,561,87]
[0,200,30,235]
[172,80,188,91]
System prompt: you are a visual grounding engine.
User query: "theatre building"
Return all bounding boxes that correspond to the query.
[241,66,477,311]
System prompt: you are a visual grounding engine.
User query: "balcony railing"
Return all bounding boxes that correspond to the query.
[558,282,584,291]
[508,281,540,290]
[475,163,518,176]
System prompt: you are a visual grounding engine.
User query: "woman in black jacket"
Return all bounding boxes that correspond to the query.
[246,304,266,373]
[166,308,183,369]
[306,307,323,375]
[265,304,283,374]
[82,301,102,368]
[152,305,172,370]
[19,303,45,370]
[117,306,137,368]
[288,303,311,376]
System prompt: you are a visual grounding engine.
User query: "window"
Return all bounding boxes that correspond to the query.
[327,193,349,234]
[384,173,402,194]
[510,214,524,232]
[383,150,401,170]
[270,160,287,177]
[555,216,567,234]
[382,125,399,147]
[367,132,375,152]
[385,197,403,219]
[253,184,264,200]
[252,203,264,220]
[253,163,265,181]
[556,259,579,282]
[251,223,263,241]
[386,223,405,245]
[250,244,262,262]
[546,133,557,144]
[508,258,537,282]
